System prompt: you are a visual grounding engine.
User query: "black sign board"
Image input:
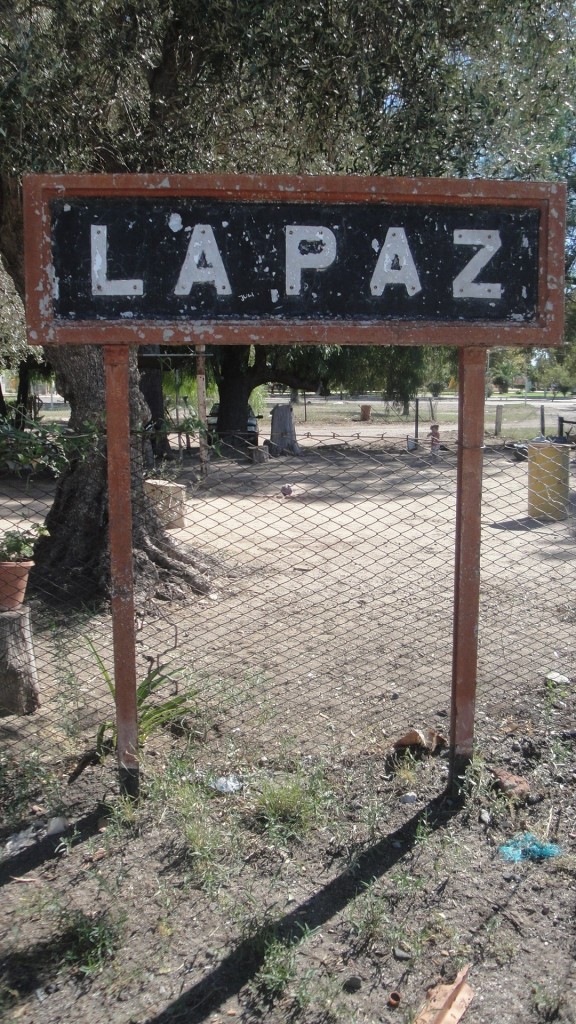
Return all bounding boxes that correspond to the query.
[24,173,565,347]
[51,197,540,325]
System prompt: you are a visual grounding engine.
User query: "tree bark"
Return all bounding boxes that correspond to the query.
[138,346,173,462]
[0,607,40,716]
[214,346,257,450]
[29,344,219,603]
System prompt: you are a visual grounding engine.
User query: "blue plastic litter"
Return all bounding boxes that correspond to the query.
[499,832,561,862]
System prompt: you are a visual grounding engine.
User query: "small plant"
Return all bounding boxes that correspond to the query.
[414,811,433,846]
[0,752,59,829]
[544,670,571,718]
[247,922,315,1009]
[59,906,124,976]
[0,523,47,561]
[0,417,99,478]
[252,768,331,842]
[249,932,298,1005]
[531,982,563,1021]
[347,880,390,952]
[176,781,228,890]
[459,754,512,822]
[88,641,199,757]
[389,867,425,900]
[392,747,420,789]
[23,888,125,978]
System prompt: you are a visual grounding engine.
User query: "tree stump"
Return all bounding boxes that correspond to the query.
[0,607,40,716]
[269,405,302,456]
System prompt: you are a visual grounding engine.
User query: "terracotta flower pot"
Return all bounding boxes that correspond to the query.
[0,561,34,611]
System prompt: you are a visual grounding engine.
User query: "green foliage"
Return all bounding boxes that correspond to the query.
[0,523,47,561]
[248,384,268,416]
[57,906,124,976]
[1,0,576,439]
[141,751,240,890]
[0,418,99,478]
[531,982,563,1021]
[88,642,199,757]
[347,880,391,952]
[262,343,426,401]
[0,752,57,829]
[0,264,28,368]
[2,0,573,181]
[249,932,298,1005]
[252,768,332,841]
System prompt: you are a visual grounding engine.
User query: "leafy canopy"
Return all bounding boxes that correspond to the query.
[1,1,576,400]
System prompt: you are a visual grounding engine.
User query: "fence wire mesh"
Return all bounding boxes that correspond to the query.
[1,399,574,774]
[2,393,576,1024]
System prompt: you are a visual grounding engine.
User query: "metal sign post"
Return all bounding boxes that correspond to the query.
[104,346,139,795]
[450,347,488,781]
[23,173,566,795]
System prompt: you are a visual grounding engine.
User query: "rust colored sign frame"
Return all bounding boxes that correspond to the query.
[24,173,565,350]
[22,173,566,795]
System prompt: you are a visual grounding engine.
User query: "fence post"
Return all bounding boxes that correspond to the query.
[449,347,486,787]
[196,345,209,477]
[104,345,139,798]
[494,404,503,436]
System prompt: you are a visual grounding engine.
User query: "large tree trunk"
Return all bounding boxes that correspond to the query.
[30,345,218,603]
[138,346,173,463]
[215,346,257,451]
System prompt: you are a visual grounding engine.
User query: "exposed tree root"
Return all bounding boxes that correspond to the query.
[140,535,217,598]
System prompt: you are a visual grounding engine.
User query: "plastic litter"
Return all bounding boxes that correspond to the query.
[4,825,41,858]
[499,832,561,862]
[209,774,243,794]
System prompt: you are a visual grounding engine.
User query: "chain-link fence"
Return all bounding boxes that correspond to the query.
[1,396,574,778]
[2,393,576,1024]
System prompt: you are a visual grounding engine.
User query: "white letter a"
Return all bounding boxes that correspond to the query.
[174,225,232,295]
[370,227,421,296]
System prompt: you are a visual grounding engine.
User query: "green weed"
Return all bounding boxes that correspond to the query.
[180,799,226,890]
[531,982,563,1021]
[247,922,317,1010]
[58,906,124,976]
[346,880,390,952]
[459,755,512,821]
[249,932,298,1005]
[252,768,332,842]
[544,671,571,720]
[144,757,237,891]
[392,748,420,789]
[24,890,125,978]
[0,753,60,830]
[388,867,425,900]
[414,811,433,846]
[290,972,353,1023]
[87,640,199,757]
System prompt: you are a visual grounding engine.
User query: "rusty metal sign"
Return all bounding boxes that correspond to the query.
[21,172,567,794]
[24,173,565,349]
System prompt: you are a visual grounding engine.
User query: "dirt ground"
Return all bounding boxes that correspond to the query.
[1,400,576,1024]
